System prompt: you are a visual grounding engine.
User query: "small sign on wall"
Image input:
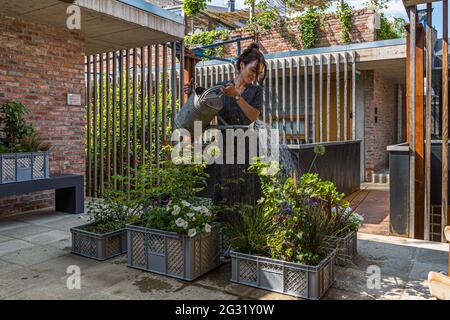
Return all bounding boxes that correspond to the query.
[67,93,81,106]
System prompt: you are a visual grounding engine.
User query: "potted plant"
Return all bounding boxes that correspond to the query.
[126,146,221,281]
[225,160,336,300]
[71,186,139,261]
[298,173,363,266]
[0,101,51,183]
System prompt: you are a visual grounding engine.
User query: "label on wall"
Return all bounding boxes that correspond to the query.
[67,93,81,106]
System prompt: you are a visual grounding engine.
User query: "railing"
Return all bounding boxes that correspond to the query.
[196,51,357,145]
[85,41,185,197]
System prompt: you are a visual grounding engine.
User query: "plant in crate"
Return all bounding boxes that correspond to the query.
[126,145,221,281]
[0,101,51,183]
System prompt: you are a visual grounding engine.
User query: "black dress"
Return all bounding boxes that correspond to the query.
[216,80,264,125]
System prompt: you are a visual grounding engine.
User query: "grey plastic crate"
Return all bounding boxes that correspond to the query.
[230,250,336,300]
[0,151,50,184]
[71,223,127,261]
[126,224,221,281]
[324,231,357,266]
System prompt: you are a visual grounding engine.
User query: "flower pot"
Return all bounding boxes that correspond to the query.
[70,223,127,261]
[324,231,358,266]
[126,223,221,281]
[230,250,336,300]
[0,151,50,184]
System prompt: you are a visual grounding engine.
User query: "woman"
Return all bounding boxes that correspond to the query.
[184,43,267,126]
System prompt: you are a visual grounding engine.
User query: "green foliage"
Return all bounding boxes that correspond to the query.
[184,29,230,59]
[182,0,209,16]
[0,101,35,150]
[224,203,276,255]
[297,7,321,49]
[337,1,352,44]
[142,198,214,237]
[244,0,282,32]
[378,14,406,40]
[15,133,51,152]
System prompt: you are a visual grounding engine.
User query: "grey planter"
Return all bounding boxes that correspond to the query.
[324,231,358,266]
[71,223,127,261]
[230,250,336,300]
[126,224,221,281]
[0,151,50,184]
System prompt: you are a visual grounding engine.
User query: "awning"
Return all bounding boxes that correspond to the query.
[0,0,185,54]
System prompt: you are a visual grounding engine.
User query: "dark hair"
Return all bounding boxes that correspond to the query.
[236,43,267,85]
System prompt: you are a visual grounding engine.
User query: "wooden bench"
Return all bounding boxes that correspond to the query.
[0,174,84,214]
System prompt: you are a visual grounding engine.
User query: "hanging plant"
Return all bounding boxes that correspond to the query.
[298,7,320,49]
[337,1,352,44]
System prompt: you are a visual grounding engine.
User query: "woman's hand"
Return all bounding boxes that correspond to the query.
[223,83,240,98]
[183,78,194,96]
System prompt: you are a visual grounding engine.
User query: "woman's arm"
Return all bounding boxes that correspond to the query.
[223,84,262,123]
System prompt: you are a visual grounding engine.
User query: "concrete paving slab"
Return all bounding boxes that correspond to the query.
[400,279,434,300]
[28,253,103,277]
[0,235,13,243]
[0,224,53,238]
[0,268,56,299]
[0,239,34,256]
[47,238,72,251]
[0,220,30,232]
[2,245,67,267]
[0,259,24,276]
[22,230,70,246]
[407,261,448,281]
[41,217,90,231]
[415,247,449,265]
[16,211,72,225]
[323,287,375,300]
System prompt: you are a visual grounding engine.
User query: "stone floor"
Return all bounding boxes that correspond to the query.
[0,210,448,300]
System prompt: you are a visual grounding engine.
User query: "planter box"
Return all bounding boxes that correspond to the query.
[126,224,221,281]
[324,231,358,266]
[0,151,50,184]
[230,250,336,300]
[71,223,127,261]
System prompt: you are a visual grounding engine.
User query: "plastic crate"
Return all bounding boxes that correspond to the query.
[0,151,50,184]
[126,224,221,281]
[324,231,357,266]
[230,250,336,300]
[71,223,127,261]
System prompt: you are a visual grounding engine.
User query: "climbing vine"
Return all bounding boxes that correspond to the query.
[184,29,230,58]
[182,0,209,17]
[337,1,352,44]
[297,7,321,49]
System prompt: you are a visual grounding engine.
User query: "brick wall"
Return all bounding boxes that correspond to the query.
[363,70,397,181]
[224,8,377,56]
[0,15,85,217]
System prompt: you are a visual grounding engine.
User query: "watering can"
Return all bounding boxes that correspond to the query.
[174,85,225,139]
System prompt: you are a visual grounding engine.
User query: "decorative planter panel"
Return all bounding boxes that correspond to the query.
[324,231,357,266]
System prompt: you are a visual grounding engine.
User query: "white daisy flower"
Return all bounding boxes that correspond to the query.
[181,200,191,207]
[175,217,186,228]
[204,223,212,233]
[171,205,181,216]
[188,228,197,238]
[186,211,195,218]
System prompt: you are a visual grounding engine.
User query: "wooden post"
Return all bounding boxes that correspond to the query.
[183,49,199,105]
[443,0,449,243]
[425,3,432,241]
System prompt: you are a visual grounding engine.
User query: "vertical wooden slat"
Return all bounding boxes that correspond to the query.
[275,60,280,135]
[162,43,168,147]
[327,54,331,142]
[289,58,294,143]
[141,46,146,165]
[312,56,316,143]
[320,54,323,142]
[148,45,153,163]
[296,57,300,144]
[99,53,104,196]
[268,60,273,126]
[93,54,98,196]
[119,50,124,190]
[352,51,356,140]
[86,55,92,196]
[155,45,160,166]
[171,42,177,129]
[336,53,341,142]
[344,52,348,141]
[133,49,138,172]
[112,51,117,189]
[106,52,111,189]
[425,3,432,241]
[126,49,131,187]
[180,41,185,109]
[409,7,417,239]
[304,57,309,143]
[442,0,449,243]
[282,59,286,144]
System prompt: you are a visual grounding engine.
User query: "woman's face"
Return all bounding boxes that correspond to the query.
[240,60,259,85]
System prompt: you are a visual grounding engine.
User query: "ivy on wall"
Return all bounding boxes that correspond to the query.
[297,7,321,49]
[337,1,352,44]
[182,0,209,17]
[184,29,230,58]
